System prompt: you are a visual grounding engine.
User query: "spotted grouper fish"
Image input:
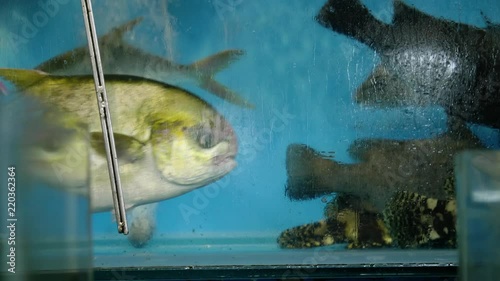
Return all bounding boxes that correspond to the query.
[316,0,500,129]
[0,68,238,245]
[278,191,458,249]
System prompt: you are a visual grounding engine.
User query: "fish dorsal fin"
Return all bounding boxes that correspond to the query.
[393,0,421,24]
[481,11,500,30]
[35,18,143,72]
[90,132,146,163]
[348,138,403,162]
[393,0,435,26]
[0,68,48,89]
[482,12,500,43]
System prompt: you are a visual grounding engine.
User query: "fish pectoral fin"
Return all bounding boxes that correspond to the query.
[90,132,146,163]
[189,49,254,109]
[0,68,48,89]
[348,138,403,162]
[127,203,159,248]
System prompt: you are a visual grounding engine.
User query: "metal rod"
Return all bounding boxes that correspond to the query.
[81,0,128,234]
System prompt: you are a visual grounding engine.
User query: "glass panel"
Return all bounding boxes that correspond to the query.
[457,151,500,281]
[0,1,92,280]
[0,92,92,279]
[1,0,499,279]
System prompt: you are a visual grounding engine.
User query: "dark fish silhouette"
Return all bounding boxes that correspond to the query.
[285,123,483,211]
[316,0,500,129]
[36,18,253,109]
[281,124,483,249]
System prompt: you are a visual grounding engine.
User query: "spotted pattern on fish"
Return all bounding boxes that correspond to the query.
[278,194,393,249]
[278,178,457,249]
[383,189,456,248]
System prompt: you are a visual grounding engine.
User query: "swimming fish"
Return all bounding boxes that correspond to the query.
[35,17,253,109]
[280,123,481,249]
[278,190,457,249]
[316,0,500,129]
[278,194,392,249]
[285,122,483,211]
[0,68,238,213]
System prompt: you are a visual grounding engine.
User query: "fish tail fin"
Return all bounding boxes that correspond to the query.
[188,49,254,108]
[190,49,244,75]
[104,17,143,42]
[315,0,389,49]
[0,68,48,90]
[285,144,342,200]
[199,79,255,109]
[278,219,343,248]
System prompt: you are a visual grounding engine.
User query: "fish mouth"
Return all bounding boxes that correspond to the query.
[211,137,238,168]
[212,118,238,167]
[212,153,236,167]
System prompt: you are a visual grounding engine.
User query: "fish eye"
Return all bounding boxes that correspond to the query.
[187,125,216,149]
[198,132,215,149]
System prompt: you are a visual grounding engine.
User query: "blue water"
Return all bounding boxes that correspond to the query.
[1,0,499,274]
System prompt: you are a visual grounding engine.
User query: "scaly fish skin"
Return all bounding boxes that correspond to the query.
[0,68,238,212]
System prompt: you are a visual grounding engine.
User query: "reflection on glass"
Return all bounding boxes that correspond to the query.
[0,0,499,279]
[0,96,92,280]
[457,151,500,281]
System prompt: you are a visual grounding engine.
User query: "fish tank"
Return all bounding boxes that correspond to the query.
[0,0,499,280]
[456,150,500,281]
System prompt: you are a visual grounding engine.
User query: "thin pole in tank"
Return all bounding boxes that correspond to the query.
[80,0,129,235]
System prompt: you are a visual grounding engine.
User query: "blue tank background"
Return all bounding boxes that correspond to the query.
[1,0,499,247]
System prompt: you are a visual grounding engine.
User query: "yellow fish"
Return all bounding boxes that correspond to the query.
[0,68,238,213]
